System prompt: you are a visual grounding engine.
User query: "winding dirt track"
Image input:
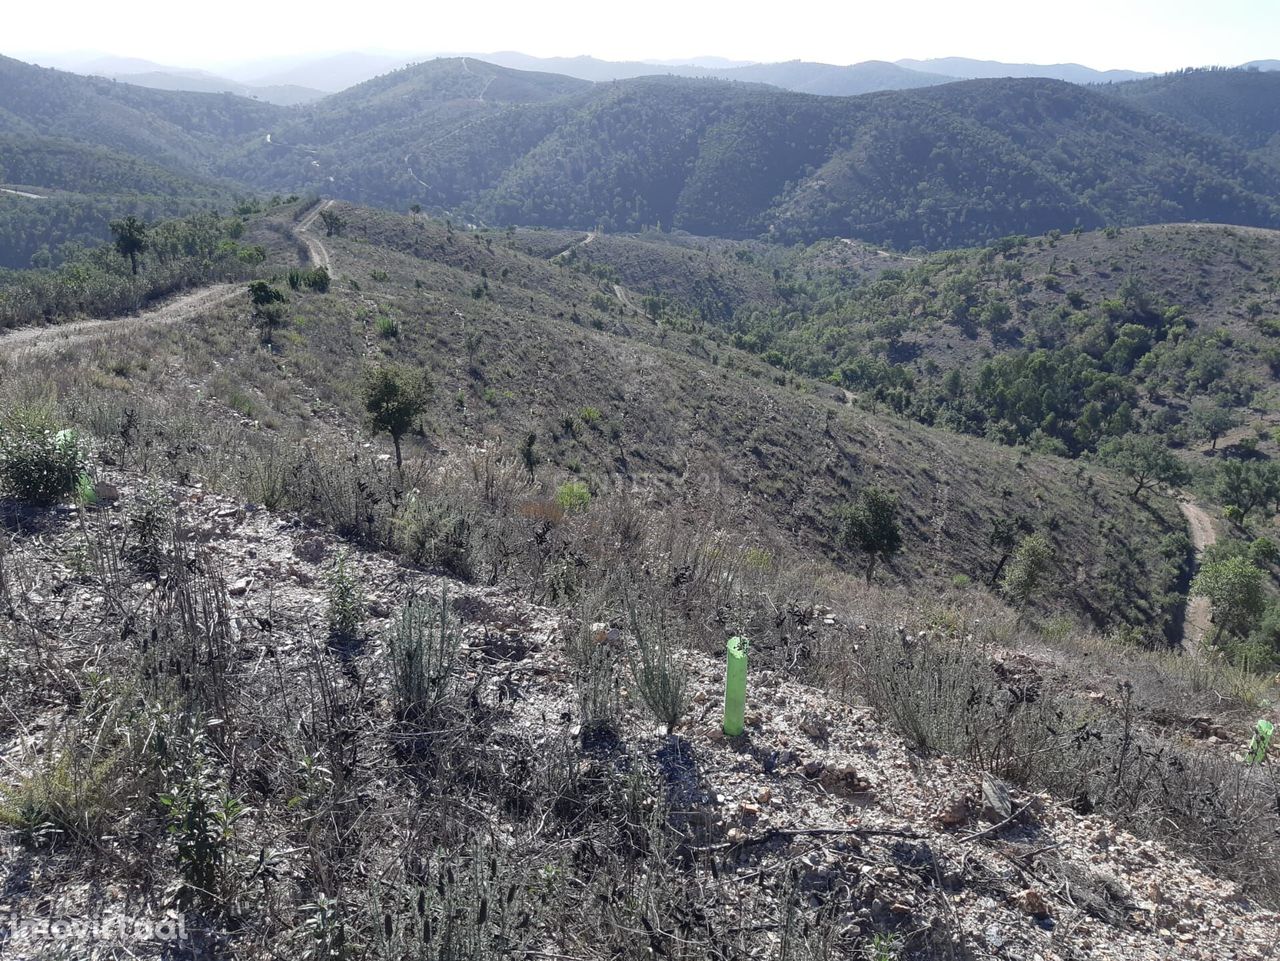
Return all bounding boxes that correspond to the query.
[296,199,336,276]
[551,230,597,260]
[0,203,335,357]
[0,284,240,357]
[1179,499,1218,655]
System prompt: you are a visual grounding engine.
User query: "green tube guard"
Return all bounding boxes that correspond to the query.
[723,636,749,736]
[1247,719,1274,765]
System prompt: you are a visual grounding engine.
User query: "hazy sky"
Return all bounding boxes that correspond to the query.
[9,0,1279,71]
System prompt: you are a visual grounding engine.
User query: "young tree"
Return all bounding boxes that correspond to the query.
[1215,460,1280,522]
[519,432,537,481]
[838,485,902,584]
[1000,533,1054,610]
[110,216,148,275]
[987,516,1025,586]
[1189,402,1238,452]
[1192,556,1267,642]
[247,280,287,343]
[1098,434,1188,498]
[362,364,430,470]
[318,210,345,237]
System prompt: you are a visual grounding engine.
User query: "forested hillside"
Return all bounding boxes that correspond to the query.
[0,135,242,267]
[219,64,1280,249]
[1104,68,1280,166]
[5,56,1280,259]
[0,55,282,176]
[570,221,1280,455]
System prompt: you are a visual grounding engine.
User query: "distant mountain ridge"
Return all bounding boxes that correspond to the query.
[4,54,1280,258]
[17,48,1221,99]
[895,57,1154,83]
[11,53,326,105]
[216,59,1280,249]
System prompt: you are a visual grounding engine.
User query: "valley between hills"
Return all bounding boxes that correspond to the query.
[1,49,1280,961]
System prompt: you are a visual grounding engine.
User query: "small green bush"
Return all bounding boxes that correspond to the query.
[395,495,473,579]
[0,410,87,506]
[304,266,330,292]
[626,599,688,734]
[387,588,460,728]
[555,481,591,513]
[326,552,363,647]
[375,315,400,339]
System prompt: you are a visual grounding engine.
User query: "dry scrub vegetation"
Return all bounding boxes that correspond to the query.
[1,203,1278,960]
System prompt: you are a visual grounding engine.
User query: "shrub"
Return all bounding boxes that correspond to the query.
[304,266,331,292]
[326,552,363,648]
[158,739,250,916]
[0,725,123,845]
[375,315,400,339]
[395,495,473,579]
[387,588,460,728]
[555,480,591,513]
[626,599,688,734]
[1000,532,1054,609]
[0,409,86,506]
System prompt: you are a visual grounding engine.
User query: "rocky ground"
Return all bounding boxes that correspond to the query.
[1,467,1277,960]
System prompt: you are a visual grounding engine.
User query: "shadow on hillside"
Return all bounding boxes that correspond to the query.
[0,500,72,536]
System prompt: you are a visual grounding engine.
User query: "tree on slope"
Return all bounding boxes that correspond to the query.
[1192,556,1267,643]
[110,216,148,275]
[247,280,287,343]
[1000,532,1054,610]
[838,485,902,584]
[362,363,430,471]
[1098,434,1187,498]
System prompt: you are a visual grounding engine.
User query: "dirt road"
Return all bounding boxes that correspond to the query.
[552,230,597,260]
[0,284,240,357]
[1179,498,1217,654]
[0,202,335,356]
[0,187,47,200]
[296,198,335,275]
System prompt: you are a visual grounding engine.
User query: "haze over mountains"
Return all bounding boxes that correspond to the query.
[23,47,1280,103]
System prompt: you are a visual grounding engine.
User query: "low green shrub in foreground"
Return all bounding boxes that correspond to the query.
[0,409,87,506]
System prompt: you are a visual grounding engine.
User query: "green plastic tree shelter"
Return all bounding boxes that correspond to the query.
[1247,719,1274,765]
[723,637,749,736]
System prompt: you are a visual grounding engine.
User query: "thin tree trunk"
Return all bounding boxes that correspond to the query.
[393,435,403,472]
[989,552,1012,587]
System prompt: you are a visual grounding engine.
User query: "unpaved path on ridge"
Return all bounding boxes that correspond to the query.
[0,204,335,357]
[0,284,240,357]
[551,230,597,260]
[296,198,335,276]
[0,187,48,200]
[1179,498,1217,655]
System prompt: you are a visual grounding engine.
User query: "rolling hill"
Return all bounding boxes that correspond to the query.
[0,135,243,267]
[1104,68,1280,165]
[0,54,283,177]
[98,70,324,106]
[474,52,957,95]
[6,56,1280,259]
[218,61,1280,249]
